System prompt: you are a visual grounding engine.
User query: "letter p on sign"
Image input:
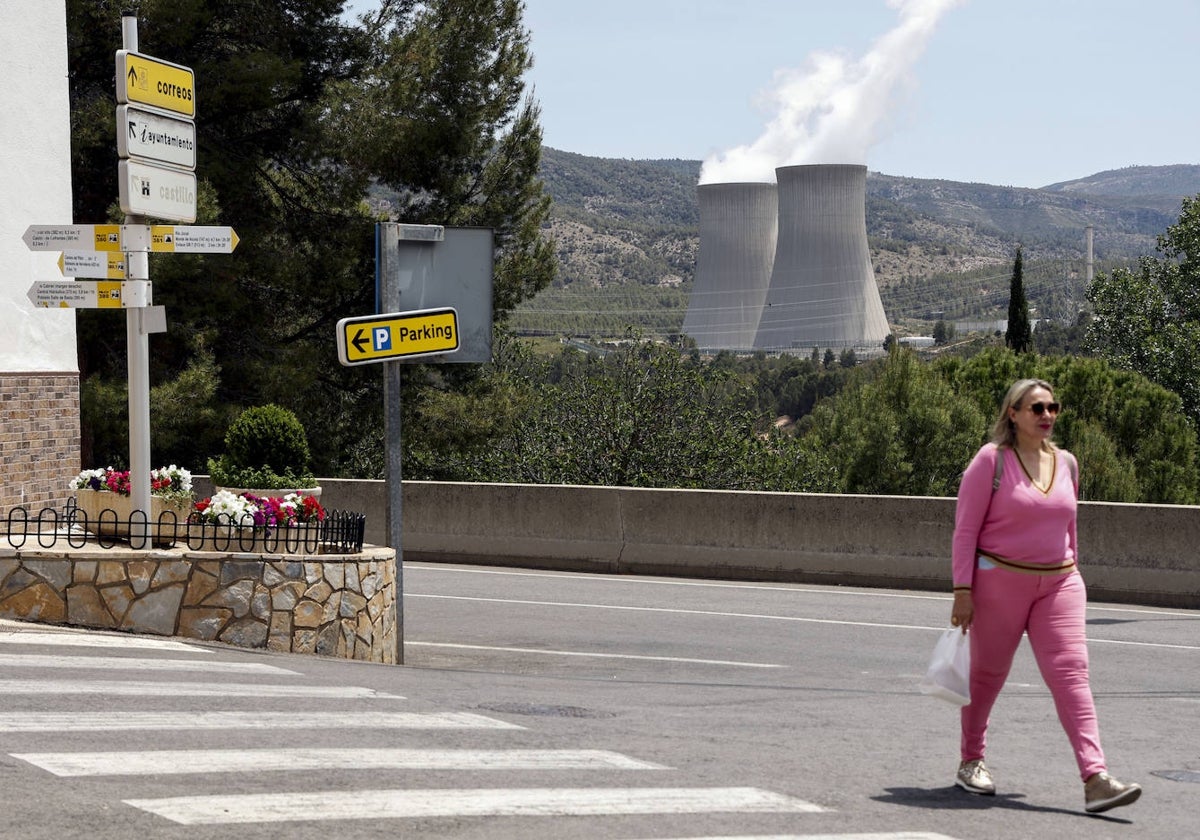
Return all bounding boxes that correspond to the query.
[373,327,392,351]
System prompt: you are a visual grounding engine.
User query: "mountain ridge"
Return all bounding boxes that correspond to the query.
[528,150,1197,332]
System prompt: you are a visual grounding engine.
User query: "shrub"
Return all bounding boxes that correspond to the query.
[208,404,316,490]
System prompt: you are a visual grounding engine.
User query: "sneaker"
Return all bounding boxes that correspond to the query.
[956,759,996,795]
[1085,771,1142,813]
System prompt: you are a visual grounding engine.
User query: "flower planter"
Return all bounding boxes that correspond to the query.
[72,490,191,542]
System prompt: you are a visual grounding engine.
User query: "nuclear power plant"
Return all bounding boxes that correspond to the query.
[680,183,777,350]
[684,164,891,353]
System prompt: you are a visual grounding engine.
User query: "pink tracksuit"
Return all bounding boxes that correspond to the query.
[952,443,1106,781]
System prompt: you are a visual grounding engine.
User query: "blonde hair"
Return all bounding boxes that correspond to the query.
[990,378,1057,451]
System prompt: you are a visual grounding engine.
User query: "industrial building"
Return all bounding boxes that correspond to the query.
[680,182,777,352]
[683,164,891,354]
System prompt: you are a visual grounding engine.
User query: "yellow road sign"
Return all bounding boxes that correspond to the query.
[116,50,195,117]
[337,308,460,366]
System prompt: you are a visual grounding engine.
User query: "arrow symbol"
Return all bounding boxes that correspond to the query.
[351,329,370,354]
[127,66,139,86]
[128,121,137,139]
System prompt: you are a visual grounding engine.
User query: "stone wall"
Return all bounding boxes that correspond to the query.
[0,545,397,663]
[0,372,79,513]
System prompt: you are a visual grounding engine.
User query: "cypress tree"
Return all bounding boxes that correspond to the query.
[1006,247,1033,352]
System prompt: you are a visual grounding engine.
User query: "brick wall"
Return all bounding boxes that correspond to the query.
[0,372,79,513]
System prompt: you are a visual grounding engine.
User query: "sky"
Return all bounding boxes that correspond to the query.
[347,0,1200,189]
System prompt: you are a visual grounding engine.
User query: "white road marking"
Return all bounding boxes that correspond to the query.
[411,594,951,632]
[408,563,948,601]
[0,711,522,733]
[123,787,827,825]
[0,630,209,652]
[15,748,666,777]
[0,653,298,675]
[411,594,1200,650]
[623,834,959,840]
[408,641,782,668]
[0,680,400,699]
[409,563,1200,617]
[1086,638,1200,651]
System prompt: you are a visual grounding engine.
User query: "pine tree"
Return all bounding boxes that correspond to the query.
[67,0,555,472]
[1006,247,1033,353]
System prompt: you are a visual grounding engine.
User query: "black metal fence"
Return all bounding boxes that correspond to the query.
[3,501,367,554]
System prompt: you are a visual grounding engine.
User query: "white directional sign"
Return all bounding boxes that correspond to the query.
[23,224,123,252]
[149,225,239,253]
[118,224,239,253]
[26,280,150,309]
[119,159,197,222]
[117,105,196,170]
[58,251,127,279]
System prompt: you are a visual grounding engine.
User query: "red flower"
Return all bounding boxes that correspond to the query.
[301,496,326,522]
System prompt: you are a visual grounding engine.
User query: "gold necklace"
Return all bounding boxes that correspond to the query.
[1014,447,1054,494]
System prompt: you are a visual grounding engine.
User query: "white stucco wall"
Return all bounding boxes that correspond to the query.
[0,1,76,372]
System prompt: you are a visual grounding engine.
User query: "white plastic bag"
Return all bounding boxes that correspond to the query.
[919,627,971,705]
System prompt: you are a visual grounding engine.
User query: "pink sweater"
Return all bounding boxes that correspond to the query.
[952,443,1078,589]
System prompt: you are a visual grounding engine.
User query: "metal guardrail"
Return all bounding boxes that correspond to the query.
[3,501,367,554]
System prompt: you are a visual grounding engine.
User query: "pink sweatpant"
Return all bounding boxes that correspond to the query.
[961,565,1106,781]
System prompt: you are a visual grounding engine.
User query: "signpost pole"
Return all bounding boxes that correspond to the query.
[378,224,405,664]
[376,222,443,665]
[122,14,152,549]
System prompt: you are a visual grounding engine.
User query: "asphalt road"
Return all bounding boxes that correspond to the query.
[0,561,1196,840]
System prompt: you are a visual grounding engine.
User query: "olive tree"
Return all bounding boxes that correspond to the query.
[1087,195,1200,424]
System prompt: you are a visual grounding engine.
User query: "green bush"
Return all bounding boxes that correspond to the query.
[207,404,316,490]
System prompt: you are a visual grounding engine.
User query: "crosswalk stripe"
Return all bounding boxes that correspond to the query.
[0,680,401,699]
[0,630,209,653]
[0,711,523,733]
[14,748,667,777]
[123,787,827,825]
[0,653,299,675]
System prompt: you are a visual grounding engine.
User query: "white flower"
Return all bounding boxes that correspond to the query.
[200,490,259,525]
[69,468,109,490]
[151,464,193,493]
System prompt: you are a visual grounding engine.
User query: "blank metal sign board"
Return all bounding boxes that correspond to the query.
[337,307,460,366]
[375,224,493,363]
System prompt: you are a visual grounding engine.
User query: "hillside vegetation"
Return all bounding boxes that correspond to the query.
[515,150,1199,339]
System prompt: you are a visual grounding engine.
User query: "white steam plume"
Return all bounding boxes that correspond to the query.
[699,0,963,185]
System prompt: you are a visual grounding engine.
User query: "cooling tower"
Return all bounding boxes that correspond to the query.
[753,164,890,351]
[682,182,778,351]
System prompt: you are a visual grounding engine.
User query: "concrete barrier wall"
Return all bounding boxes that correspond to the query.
[310,480,1200,609]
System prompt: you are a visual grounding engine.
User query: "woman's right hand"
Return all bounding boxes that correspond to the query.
[951,590,974,634]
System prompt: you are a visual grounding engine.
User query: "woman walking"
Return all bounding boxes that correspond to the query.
[950,378,1141,814]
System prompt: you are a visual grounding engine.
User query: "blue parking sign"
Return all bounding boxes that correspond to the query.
[373,326,392,351]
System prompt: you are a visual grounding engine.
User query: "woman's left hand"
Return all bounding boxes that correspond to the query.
[951,590,974,634]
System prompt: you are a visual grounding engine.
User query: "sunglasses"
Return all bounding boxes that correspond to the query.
[1028,401,1061,416]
